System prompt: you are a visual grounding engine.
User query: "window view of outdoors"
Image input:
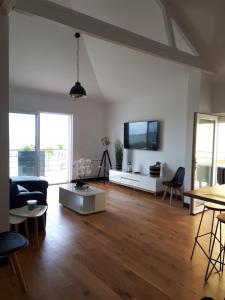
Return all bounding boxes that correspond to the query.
[9,112,72,184]
[195,119,225,189]
[195,120,214,188]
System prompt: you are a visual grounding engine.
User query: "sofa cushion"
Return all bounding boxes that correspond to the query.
[17,185,28,193]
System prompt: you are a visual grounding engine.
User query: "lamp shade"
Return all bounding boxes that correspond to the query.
[70,81,87,98]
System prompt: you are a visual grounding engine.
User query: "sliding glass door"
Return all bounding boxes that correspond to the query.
[39,113,72,184]
[9,113,37,176]
[9,112,72,184]
[191,113,218,214]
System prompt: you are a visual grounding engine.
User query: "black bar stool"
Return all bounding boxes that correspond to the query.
[191,203,225,260]
[205,213,225,281]
[0,231,29,292]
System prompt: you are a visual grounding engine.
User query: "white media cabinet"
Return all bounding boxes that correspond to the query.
[109,169,165,198]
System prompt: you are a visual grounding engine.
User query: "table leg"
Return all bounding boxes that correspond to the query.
[34,218,39,248]
[170,188,173,206]
[9,255,16,275]
[15,224,19,233]
[42,215,46,234]
[11,253,28,292]
[162,187,168,201]
[24,220,29,241]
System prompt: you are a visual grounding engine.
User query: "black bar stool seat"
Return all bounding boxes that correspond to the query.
[0,231,28,292]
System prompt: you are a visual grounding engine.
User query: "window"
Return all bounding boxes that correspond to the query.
[9,112,73,184]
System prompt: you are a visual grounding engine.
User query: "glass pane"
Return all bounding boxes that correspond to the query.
[194,119,215,189]
[40,113,71,184]
[9,113,36,176]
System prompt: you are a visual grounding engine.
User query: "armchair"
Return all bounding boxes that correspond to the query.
[10,176,48,209]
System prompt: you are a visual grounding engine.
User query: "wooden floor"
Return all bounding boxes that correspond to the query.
[1,182,225,300]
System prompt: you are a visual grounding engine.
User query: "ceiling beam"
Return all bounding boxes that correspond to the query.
[160,4,176,49]
[159,0,213,71]
[15,0,214,73]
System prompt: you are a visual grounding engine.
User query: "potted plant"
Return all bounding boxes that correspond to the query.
[115,139,123,170]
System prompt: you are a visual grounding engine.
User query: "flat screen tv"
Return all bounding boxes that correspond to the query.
[124,121,160,150]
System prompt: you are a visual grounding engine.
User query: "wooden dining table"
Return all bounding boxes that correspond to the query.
[184,184,225,206]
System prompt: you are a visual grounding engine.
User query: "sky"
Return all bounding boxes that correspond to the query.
[9,113,71,150]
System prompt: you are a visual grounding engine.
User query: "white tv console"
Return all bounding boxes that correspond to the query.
[109,169,165,198]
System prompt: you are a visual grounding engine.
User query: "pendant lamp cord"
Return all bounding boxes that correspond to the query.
[76,34,80,82]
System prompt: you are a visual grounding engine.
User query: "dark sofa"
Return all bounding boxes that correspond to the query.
[10,176,48,209]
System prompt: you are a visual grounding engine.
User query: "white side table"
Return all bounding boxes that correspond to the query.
[9,215,29,240]
[10,205,47,248]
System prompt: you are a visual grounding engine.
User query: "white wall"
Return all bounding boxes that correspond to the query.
[199,74,212,113]
[106,74,188,178]
[212,83,225,113]
[9,88,106,178]
[184,70,201,203]
[106,69,213,205]
[0,16,9,232]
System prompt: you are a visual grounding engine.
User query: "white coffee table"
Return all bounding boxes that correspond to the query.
[10,205,47,248]
[59,183,106,215]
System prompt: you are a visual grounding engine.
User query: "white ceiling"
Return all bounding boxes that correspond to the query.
[9,11,104,102]
[9,3,190,103]
[83,35,187,103]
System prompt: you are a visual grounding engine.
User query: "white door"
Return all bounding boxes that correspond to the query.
[191,113,218,214]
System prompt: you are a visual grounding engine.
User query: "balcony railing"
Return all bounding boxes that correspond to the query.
[9,149,69,184]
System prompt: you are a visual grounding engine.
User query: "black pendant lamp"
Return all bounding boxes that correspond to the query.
[70,32,87,98]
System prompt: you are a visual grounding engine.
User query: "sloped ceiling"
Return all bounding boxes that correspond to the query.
[52,0,225,81]
[167,0,225,80]
[9,7,188,103]
[83,35,187,103]
[9,11,104,102]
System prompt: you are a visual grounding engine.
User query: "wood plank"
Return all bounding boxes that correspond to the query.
[1,182,225,299]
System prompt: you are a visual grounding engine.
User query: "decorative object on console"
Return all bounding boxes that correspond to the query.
[127,162,132,173]
[115,139,123,170]
[149,162,161,177]
[70,32,87,98]
[73,159,92,188]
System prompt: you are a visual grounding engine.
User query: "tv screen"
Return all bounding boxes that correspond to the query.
[124,121,159,150]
